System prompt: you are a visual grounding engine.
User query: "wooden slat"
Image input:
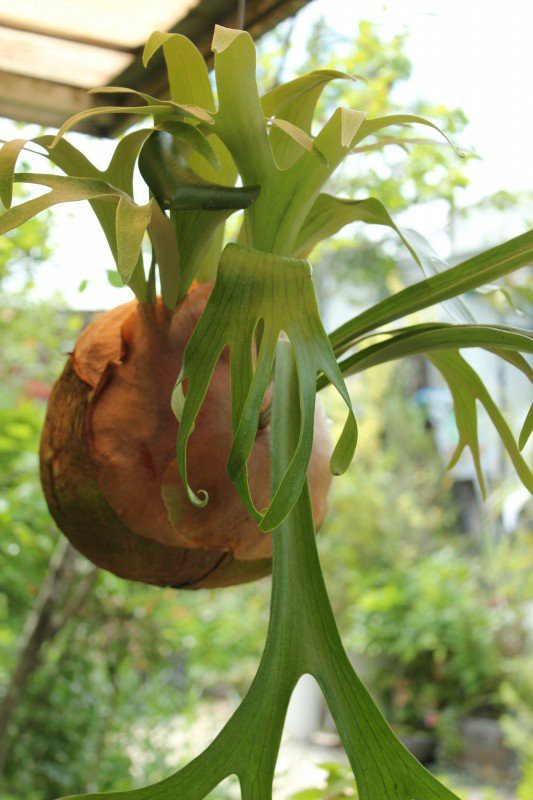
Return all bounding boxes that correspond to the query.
[0,0,310,136]
[0,70,105,133]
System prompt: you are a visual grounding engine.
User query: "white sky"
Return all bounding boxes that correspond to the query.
[1,0,531,309]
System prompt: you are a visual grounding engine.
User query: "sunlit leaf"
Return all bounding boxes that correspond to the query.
[354,113,464,157]
[212,26,274,185]
[261,69,358,168]
[267,117,328,165]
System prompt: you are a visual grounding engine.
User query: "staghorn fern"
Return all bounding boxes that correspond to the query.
[1,24,532,800]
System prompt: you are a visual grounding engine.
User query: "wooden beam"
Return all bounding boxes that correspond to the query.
[0,17,138,53]
[0,0,310,136]
[0,70,106,133]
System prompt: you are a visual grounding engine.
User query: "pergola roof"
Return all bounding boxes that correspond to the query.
[0,0,308,136]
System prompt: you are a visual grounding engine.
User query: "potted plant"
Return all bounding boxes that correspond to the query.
[1,24,531,800]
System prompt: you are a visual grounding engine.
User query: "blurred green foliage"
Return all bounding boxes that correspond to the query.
[0,298,269,798]
[501,659,533,799]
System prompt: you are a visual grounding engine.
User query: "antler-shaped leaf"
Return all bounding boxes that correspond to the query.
[430,350,532,495]
[261,69,361,169]
[329,229,533,352]
[172,243,357,531]
[318,322,533,493]
[211,26,275,185]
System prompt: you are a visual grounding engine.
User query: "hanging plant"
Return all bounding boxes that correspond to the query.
[1,23,532,800]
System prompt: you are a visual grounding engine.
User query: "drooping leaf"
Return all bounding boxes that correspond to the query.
[429,350,532,495]
[1,173,125,232]
[172,243,357,532]
[321,323,533,494]
[88,86,214,124]
[353,113,463,157]
[0,129,159,299]
[50,104,210,149]
[350,134,441,155]
[46,130,153,298]
[0,173,152,287]
[328,323,533,381]
[329,229,533,353]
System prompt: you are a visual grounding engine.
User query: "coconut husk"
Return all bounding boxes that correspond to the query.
[40,285,332,588]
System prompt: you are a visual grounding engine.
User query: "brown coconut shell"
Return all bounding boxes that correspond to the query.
[40,284,332,589]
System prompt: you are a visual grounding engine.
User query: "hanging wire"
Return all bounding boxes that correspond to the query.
[236,0,247,30]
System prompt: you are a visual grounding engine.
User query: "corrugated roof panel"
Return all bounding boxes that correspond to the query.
[0,0,196,48]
